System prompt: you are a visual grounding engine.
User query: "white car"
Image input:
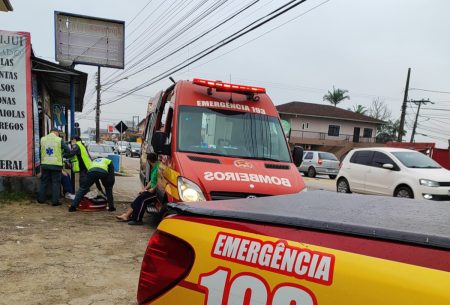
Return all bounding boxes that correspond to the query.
[336,147,450,201]
[115,141,129,154]
[87,144,115,159]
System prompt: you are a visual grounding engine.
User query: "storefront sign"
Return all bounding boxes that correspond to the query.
[55,12,125,69]
[0,30,32,176]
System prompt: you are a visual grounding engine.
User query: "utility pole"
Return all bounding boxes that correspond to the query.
[410,99,433,143]
[398,68,411,142]
[132,115,140,132]
[95,66,101,143]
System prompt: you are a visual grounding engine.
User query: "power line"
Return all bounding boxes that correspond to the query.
[101,0,182,83]
[127,0,154,27]
[105,0,252,87]
[409,99,433,142]
[417,125,450,138]
[102,0,312,106]
[103,0,224,86]
[102,0,261,88]
[409,88,450,94]
[421,107,450,112]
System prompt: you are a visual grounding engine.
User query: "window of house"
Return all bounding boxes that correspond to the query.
[328,125,340,137]
[363,128,373,138]
[302,122,310,129]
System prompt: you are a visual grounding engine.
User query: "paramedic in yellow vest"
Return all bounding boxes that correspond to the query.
[38,128,73,206]
[69,157,116,212]
[70,136,92,185]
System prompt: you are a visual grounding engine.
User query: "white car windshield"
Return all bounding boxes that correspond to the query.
[177,106,291,162]
[391,151,441,169]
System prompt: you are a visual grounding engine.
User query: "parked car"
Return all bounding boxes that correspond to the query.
[337,147,450,200]
[137,191,450,304]
[87,144,115,159]
[126,142,142,157]
[102,141,118,154]
[116,141,129,154]
[298,151,340,179]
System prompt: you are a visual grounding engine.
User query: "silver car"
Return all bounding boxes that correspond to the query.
[116,141,130,154]
[299,151,340,179]
[87,144,115,159]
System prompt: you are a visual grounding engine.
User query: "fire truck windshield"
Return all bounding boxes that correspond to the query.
[177,106,291,162]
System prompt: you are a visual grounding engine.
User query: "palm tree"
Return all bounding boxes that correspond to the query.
[323,86,350,107]
[351,104,367,115]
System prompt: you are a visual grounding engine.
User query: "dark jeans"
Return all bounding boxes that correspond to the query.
[131,191,156,222]
[71,170,115,209]
[38,169,61,204]
[79,170,88,187]
[61,173,73,194]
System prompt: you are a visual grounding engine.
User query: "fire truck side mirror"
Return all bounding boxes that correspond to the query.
[292,146,303,167]
[151,131,171,155]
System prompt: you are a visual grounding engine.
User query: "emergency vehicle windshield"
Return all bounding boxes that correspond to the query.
[177,106,291,162]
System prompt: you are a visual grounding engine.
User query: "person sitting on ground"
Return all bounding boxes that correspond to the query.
[61,168,75,200]
[116,153,159,225]
[69,157,116,212]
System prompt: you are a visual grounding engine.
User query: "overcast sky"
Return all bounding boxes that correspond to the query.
[3,0,450,147]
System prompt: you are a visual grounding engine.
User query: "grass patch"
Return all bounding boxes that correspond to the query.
[0,191,33,204]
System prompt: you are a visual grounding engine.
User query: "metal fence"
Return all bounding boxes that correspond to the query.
[289,129,376,143]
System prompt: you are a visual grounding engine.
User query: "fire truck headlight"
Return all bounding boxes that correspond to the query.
[177,177,206,202]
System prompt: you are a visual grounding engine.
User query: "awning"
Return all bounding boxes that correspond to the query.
[31,57,87,112]
[0,0,13,11]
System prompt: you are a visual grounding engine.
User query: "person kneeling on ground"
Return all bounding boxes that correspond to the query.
[61,168,75,200]
[69,157,116,212]
[116,153,159,225]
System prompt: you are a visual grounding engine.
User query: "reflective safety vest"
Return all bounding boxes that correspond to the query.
[90,158,112,172]
[71,141,92,172]
[40,133,63,166]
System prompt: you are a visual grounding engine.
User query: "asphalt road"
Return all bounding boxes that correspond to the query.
[302,175,337,192]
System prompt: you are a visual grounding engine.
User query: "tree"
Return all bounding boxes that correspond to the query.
[349,104,367,115]
[366,98,398,143]
[323,86,350,107]
[376,119,405,143]
[368,98,391,121]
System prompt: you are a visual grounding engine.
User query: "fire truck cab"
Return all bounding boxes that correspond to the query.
[140,78,304,206]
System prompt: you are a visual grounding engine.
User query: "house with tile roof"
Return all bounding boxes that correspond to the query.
[277,101,385,158]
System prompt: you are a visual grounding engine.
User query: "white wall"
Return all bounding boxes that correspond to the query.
[286,115,378,142]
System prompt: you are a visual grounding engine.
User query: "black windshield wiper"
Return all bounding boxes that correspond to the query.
[180,150,226,157]
[254,157,284,162]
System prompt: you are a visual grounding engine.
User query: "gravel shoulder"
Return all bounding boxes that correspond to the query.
[0,199,155,305]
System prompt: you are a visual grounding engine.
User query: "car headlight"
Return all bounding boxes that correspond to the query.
[177,176,206,202]
[419,179,439,187]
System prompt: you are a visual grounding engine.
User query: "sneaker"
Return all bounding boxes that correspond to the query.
[65,193,75,200]
[128,220,143,226]
[107,207,116,212]
[68,206,77,212]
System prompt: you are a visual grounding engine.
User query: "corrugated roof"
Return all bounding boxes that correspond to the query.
[277,101,385,125]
